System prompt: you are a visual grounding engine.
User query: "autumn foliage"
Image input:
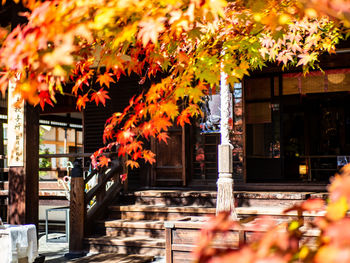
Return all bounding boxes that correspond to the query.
[194,165,350,263]
[0,0,348,170]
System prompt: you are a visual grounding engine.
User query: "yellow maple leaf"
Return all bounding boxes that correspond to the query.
[126,160,140,169]
[326,197,348,221]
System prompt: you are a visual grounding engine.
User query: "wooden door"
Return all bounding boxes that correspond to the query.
[151,126,187,186]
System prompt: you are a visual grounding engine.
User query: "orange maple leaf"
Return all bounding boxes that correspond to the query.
[128,141,143,152]
[116,129,135,144]
[103,123,115,144]
[126,160,140,169]
[99,155,110,167]
[76,94,89,111]
[152,116,172,133]
[159,102,178,120]
[177,112,191,126]
[141,122,156,139]
[96,72,115,88]
[90,88,110,106]
[143,150,156,165]
[157,132,169,144]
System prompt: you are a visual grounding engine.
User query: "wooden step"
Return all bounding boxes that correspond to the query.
[96,219,165,238]
[85,236,165,256]
[126,190,327,208]
[236,192,327,208]
[109,204,324,221]
[236,206,325,217]
[73,253,155,263]
[132,190,217,207]
[109,205,216,220]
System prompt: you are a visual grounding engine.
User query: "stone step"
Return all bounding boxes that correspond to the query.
[96,219,165,238]
[85,236,165,256]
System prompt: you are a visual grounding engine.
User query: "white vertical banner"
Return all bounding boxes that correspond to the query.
[7,79,24,166]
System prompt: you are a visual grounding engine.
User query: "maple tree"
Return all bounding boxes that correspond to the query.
[1,0,350,261]
[0,0,347,170]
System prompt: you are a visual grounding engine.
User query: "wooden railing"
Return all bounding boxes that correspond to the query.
[84,156,124,226]
[0,153,126,228]
[37,152,125,255]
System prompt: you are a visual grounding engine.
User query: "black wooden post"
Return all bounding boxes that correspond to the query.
[65,159,86,259]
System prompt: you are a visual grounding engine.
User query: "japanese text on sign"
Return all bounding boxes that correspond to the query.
[7,79,24,167]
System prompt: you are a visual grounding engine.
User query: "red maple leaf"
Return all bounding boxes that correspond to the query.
[76,94,89,111]
[118,145,127,157]
[38,90,54,110]
[90,88,110,106]
[99,155,110,167]
[96,72,115,88]
[132,150,143,161]
[120,173,127,183]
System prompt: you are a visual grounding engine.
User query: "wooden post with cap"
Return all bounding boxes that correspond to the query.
[65,159,86,259]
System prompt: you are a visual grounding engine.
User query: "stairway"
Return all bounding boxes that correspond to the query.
[84,190,327,261]
[84,190,216,259]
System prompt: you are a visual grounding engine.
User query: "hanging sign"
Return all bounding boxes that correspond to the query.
[7,79,24,167]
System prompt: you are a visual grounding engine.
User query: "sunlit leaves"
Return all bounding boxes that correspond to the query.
[125,159,140,169]
[116,129,135,144]
[90,88,110,106]
[38,90,54,110]
[142,150,156,164]
[96,72,115,88]
[76,94,89,111]
[157,132,169,144]
[0,0,346,168]
[138,17,166,47]
[99,155,110,167]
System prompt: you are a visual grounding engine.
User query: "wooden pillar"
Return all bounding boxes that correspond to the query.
[66,159,85,259]
[8,104,39,227]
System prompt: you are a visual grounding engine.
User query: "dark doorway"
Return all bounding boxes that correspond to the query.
[245,72,350,183]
